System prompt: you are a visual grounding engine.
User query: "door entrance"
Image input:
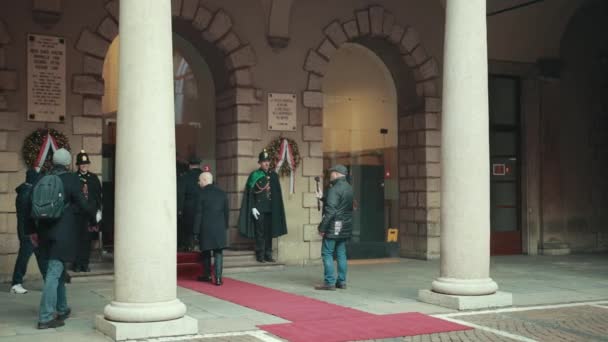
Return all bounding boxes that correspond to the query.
[100,34,216,252]
[489,75,522,255]
[322,43,400,259]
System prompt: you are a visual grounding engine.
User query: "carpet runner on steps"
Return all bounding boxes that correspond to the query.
[177,277,472,341]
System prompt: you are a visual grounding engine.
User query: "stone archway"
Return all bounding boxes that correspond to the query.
[0,18,18,129]
[300,6,442,259]
[71,1,262,245]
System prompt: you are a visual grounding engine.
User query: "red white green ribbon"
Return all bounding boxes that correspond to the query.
[275,138,296,194]
[34,133,59,170]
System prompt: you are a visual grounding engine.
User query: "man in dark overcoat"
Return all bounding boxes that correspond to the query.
[177,156,203,251]
[193,172,229,286]
[72,150,102,272]
[35,148,97,329]
[238,149,287,263]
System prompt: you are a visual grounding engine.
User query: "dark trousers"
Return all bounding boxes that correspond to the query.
[74,217,93,268]
[177,218,194,251]
[255,213,273,259]
[11,232,42,286]
[201,249,223,280]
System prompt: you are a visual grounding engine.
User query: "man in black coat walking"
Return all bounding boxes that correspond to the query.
[193,172,229,286]
[35,148,98,329]
[72,150,102,273]
[177,156,203,251]
[9,169,42,294]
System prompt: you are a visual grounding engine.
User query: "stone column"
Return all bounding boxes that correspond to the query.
[418,0,512,310]
[95,0,197,340]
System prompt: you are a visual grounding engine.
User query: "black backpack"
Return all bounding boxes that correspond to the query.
[31,170,66,221]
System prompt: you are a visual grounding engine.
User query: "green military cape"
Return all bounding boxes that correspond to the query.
[238,169,288,239]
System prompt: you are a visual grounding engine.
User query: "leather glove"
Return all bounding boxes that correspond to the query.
[96,210,102,223]
[252,208,260,220]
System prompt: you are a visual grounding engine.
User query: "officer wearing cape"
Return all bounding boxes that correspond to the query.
[238,149,287,262]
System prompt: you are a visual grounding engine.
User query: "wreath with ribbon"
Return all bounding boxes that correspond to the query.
[22,129,71,171]
[266,137,301,194]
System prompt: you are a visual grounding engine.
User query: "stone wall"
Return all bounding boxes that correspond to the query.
[2,0,602,281]
[0,0,107,282]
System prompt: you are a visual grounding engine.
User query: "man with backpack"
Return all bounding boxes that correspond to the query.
[32,148,98,329]
[9,169,43,294]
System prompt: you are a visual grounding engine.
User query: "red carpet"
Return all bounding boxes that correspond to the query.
[178,278,369,321]
[178,275,472,341]
[177,252,200,264]
[260,313,471,342]
[177,252,206,279]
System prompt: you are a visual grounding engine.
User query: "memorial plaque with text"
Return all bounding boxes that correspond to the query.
[268,93,297,131]
[27,34,66,122]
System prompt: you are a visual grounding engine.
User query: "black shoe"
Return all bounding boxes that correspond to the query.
[256,257,266,263]
[335,283,347,290]
[264,257,276,263]
[37,318,65,329]
[57,308,71,321]
[314,284,336,291]
[197,276,212,282]
[71,265,81,273]
[80,265,91,273]
[214,278,223,286]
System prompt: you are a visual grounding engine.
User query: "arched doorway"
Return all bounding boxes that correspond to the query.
[323,43,399,258]
[100,34,216,251]
[300,6,442,260]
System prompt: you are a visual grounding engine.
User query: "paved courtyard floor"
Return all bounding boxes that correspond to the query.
[0,254,607,341]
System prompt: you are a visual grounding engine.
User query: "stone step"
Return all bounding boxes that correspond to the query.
[177,262,285,275]
[68,250,280,281]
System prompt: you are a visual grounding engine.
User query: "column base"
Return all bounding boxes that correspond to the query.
[95,315,198,341]
[103,299,187,322]
[418,289,513,310]
[432,277,498,295]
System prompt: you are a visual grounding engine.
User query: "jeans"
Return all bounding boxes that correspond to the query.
[11,235,42,286]
[321,238,347,286]
[38,259,69,323]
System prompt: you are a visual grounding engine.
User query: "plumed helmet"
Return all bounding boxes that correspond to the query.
[258,149,270,163]
[76,150,91,165]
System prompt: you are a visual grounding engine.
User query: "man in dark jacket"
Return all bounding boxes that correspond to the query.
[72,150,102,273]
[177,156,203,251]
[315,164,353,291]
[238,150,287,263]
[193,172,229,286]
[36,148,98,329]
[9,169,42,294]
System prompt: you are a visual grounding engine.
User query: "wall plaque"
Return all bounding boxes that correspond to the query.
[268,93,296,131]
[27,33,66,122]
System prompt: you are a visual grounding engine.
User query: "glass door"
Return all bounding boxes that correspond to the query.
[489,75,523,255]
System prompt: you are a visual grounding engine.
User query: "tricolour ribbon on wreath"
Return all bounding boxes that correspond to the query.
[275,138,296,194]
[34,132,59,171]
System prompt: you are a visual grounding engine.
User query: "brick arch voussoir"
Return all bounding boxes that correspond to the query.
[302,6,441,111]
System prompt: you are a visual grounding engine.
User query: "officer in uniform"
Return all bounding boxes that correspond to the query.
[238,150,287,262]
[72,150,102,272]
[177,156,203,251]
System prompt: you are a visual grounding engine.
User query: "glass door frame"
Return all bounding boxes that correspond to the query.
[489,74,523,255]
